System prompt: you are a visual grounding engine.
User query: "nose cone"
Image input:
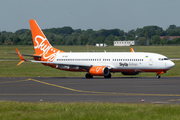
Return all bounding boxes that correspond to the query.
[168,61,175,69]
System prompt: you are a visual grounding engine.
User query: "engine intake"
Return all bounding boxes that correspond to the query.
[89,66,109,76]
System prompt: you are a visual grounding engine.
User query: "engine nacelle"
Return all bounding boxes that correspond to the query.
[89,66,109,76]
[121,72,140,75]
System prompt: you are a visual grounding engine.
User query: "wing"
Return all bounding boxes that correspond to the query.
[31,61,113,71]
[31,61,93,70]
[14,48,113,70]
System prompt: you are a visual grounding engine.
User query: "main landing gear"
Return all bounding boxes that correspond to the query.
[85,73,93,78]
[85,73,112,78]
[104,73,111,78]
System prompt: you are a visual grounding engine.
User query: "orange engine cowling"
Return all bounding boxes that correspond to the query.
[89,66,109,76]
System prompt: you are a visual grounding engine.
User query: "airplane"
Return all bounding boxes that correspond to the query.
[15,19,175,79]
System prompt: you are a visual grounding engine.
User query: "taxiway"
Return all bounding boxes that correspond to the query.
[0,77,180,104]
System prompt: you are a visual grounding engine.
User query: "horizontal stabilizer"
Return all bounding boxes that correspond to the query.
[15,48,27,66]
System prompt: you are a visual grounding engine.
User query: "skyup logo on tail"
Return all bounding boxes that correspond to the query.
[34,35,60,62]
[29,19,65,62]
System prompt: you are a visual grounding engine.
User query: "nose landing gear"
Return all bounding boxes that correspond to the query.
[156,74,161,79]
[156,71,166,79]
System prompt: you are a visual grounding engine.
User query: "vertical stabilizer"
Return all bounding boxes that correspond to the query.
[29,19,65,62]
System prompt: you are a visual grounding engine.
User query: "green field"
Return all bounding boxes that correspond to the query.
[0,45,180,77]
[0,101,180,120]
[1,45,180,59]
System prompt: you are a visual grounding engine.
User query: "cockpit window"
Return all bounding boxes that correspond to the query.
[158,58,169,61]
[158,58,163,61]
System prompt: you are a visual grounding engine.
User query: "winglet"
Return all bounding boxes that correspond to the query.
[15,48,26,66]
[130,47,134,52]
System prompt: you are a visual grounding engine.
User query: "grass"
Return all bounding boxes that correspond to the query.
[0,101,179,120]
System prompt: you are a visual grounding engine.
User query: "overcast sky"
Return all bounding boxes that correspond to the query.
[1,0,180,32]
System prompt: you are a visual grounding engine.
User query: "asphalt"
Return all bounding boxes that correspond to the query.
[0,77,180,104]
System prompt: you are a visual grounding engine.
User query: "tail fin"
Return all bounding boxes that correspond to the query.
[29,19,65,61]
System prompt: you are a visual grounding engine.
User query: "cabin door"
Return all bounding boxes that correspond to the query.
[149,58,153,65]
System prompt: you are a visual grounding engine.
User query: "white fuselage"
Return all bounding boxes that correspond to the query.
[53,52,175,73]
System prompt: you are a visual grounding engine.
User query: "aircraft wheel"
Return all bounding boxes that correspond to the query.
[85,73,93,78]
[156,74,161,79]
[104,73,111,78]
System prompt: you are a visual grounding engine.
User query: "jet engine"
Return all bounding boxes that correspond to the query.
[89,66,109,76]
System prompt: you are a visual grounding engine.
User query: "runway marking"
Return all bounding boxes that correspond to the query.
[45,79,180,85]
[168,99,180,102]
[29,78,104,94]
[29,78,180,97]
[0,79,31,84]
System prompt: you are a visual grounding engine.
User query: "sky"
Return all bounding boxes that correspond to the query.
[1,0,180,32]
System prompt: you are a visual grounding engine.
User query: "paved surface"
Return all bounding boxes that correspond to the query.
[0,77,180,104]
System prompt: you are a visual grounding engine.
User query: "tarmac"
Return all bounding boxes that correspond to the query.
[0,77,180,104]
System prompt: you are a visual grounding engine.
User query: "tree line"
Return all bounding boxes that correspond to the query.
[1,24,180,45]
